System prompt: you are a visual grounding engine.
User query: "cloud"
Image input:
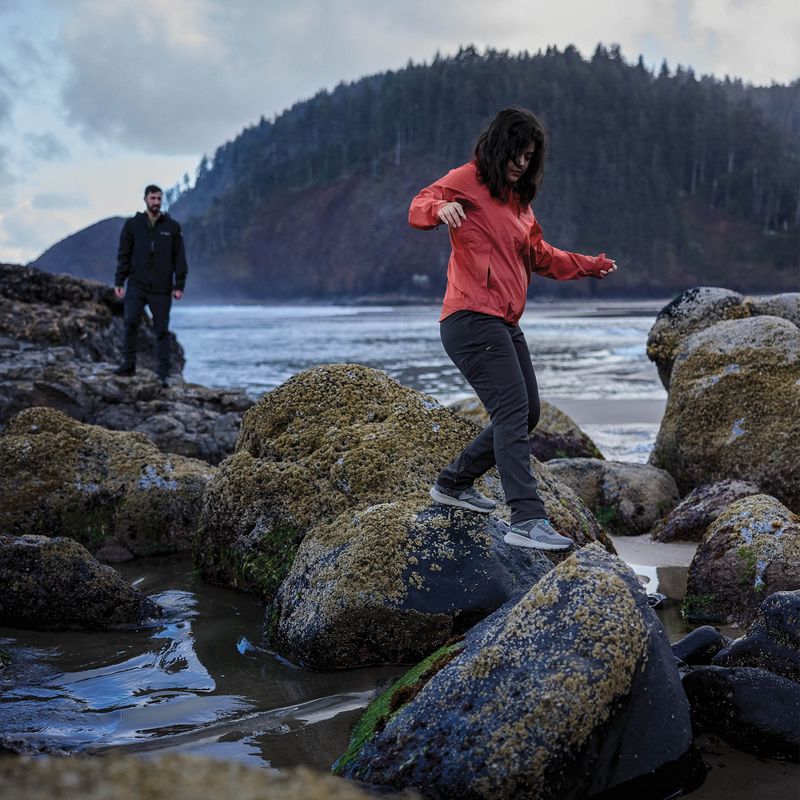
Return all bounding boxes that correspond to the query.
[32,192,88,209]
[0,145,15,188]
[25,131,70,161]
[53,0,800,160]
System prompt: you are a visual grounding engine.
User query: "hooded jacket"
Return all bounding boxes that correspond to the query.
[409,161,612,325]
[115,211,188,294]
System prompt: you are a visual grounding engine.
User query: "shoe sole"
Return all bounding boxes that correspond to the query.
[503,531,572,550]
[429,487,495,514]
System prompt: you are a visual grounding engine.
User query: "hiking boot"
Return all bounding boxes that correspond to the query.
[114,365,136,377]
[503,519,573,551]
[429,482,496,514]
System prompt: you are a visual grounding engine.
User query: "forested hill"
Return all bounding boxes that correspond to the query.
[35,46,799,299]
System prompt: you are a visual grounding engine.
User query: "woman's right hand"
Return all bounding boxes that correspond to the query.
[437,201,467,228]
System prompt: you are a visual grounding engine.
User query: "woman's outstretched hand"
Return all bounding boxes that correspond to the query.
[437,201,467,228]
[598,260,617,278]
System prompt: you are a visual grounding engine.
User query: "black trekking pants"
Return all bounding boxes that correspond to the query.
[122,283,172,378]
[438,310,547,525]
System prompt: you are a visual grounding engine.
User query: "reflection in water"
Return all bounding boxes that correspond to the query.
[0,558,401,770]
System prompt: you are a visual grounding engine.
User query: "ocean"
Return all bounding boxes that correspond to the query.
[171,300,669,462]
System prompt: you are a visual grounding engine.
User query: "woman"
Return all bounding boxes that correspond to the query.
[409,107,617,551]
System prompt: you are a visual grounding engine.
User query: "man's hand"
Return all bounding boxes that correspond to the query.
[114,286,125,299]
[437,201,467,229]
[173,290,183,300]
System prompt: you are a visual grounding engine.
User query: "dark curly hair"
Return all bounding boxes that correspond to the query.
[474,107,548,207]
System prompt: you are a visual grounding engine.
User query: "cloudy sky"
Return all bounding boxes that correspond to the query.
[1,0,798,264]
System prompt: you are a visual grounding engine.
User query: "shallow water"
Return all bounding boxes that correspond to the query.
[1,556,796,797]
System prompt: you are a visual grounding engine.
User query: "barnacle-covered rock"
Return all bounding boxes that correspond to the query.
[0,407,215,559]
[546,457,679,535]
[683,495,800,626]
[195,364,612,600]
[0,534,161,630]
[336,544,697,798]
[649,315,800,510]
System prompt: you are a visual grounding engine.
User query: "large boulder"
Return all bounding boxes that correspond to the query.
[672,626,732,667]
[0,262,183,374]
[652,479,762,542]
[682,666,800,762]
[0,534,161,630]
[270,500,552,667]
[546,458,679,536]
[0,754,411,800]
[649,315,800,509]
[0,344,249,463]
[683,495,800,627]
[712,590,800,683]
[195,364,612,600]
[0,407,215,560]
[0,263,252,464]
[336,544,698,798]
[646,287,799,388]
[450,395,603,460]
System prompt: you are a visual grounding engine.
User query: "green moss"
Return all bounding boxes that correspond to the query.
[737,545,758,582]
[682,593,723,622]
[242,526,302,600]
[333,640,464,774]
[595,505,617,527]
[0,648,10,667]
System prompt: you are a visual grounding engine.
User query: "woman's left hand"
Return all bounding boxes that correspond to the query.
[598,260,617,278]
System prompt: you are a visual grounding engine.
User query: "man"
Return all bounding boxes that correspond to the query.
[114,184,188,387]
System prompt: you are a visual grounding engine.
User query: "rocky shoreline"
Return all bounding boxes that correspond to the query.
[0,266,797,797]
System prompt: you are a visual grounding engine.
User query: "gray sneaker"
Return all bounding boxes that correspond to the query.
[430,482,496,514]
[503,519,573,551]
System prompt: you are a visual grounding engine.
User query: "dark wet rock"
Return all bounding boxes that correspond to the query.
[0,263,251,464]
[0,754,409,800]
[546,457,679,536]
[195,364,612,600]
[0,262,183,373]
[682,666,800,762]
[450,395,604,460]
[683,495,800,627]
[672,626,732,666]
[712,590,800,683]
[337,543,696,799]
[646,287,799,389]
[0,534,161,630]
[0,407,215,558]
[270,500,552,668]
[652,479,762,542]
[649,315,800,510]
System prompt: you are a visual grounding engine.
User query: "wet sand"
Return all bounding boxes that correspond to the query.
[546,396,666,425]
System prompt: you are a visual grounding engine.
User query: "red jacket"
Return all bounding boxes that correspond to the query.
[409,161,612,325]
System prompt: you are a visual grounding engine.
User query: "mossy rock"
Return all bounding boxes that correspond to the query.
[0,534,161,630]
[337,543,695,798]
[449,396,604,460]
[645,287,798,390]
[196,364,542,600]
[649,316,800,511]
[683,495,800,626]
[270,498,553,667]
[652,479,762,542]
[546,457,679,536]
[0,754,413,800]
[0,407,215,558]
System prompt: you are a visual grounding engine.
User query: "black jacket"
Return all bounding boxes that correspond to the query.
[115,212,188,293]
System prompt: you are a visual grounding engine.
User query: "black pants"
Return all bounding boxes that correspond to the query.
[438,310,546,525]
[122,283,172,378]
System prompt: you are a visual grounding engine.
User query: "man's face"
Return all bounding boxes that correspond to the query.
[145,192,162,214]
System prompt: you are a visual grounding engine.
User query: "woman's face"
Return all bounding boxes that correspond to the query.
[505,143,536,186]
